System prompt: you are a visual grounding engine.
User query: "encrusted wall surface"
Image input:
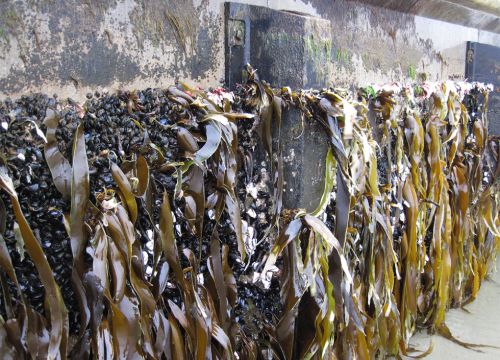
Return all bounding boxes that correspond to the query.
[0,0,224,99]
[1,0,499,101]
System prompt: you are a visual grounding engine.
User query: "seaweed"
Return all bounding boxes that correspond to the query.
[0,71,498,359]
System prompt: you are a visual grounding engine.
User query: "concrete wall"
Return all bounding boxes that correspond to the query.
[1,0,499,101]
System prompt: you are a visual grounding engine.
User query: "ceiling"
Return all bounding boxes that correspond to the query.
[350,0,500,33]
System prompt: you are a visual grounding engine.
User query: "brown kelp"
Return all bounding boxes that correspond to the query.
[0,71,498,359]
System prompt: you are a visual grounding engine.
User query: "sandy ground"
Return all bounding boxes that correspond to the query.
[408,256,500,359]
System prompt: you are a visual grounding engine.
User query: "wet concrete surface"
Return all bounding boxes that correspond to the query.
[408,256,500,359]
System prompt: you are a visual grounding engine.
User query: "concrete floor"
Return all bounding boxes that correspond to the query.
[408,257,500,359]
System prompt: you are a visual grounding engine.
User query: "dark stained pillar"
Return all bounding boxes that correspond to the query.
[466,42,500,135]
[225,3,332,211]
